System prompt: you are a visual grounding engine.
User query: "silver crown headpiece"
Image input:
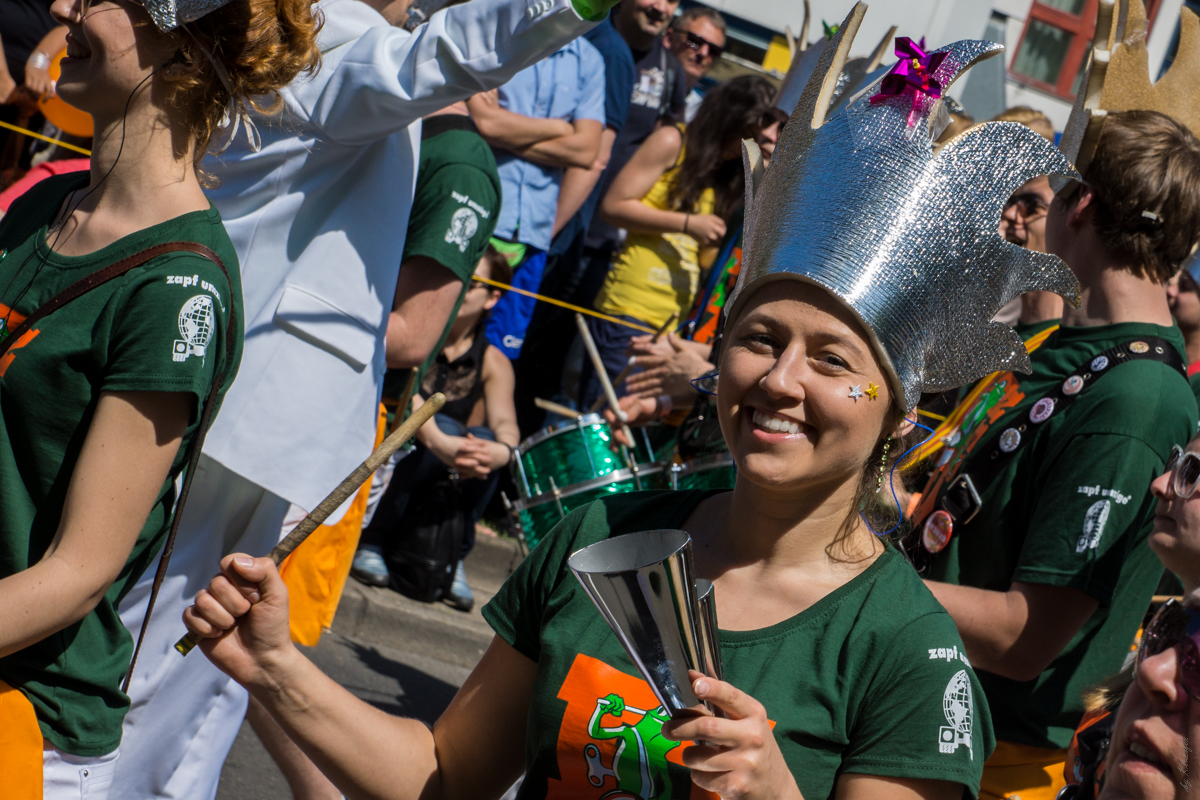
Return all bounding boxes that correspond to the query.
[140,0,231,31]
[725,3,1081,411]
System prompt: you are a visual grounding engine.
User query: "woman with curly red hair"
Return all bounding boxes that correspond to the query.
[0,0,319,794]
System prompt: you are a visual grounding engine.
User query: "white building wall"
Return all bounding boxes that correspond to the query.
[998,0,1183,130]
[709,0,1186,133]
[701,0,994,60]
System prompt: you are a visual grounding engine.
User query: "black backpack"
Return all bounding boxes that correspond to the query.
[386,475,465,603]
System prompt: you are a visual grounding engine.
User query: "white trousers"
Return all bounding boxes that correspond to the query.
[44,743,120,800]
[115,455,291,800]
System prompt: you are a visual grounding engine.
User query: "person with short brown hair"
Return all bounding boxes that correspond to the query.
[1077,109,1200,285]
[916,107,1200,800]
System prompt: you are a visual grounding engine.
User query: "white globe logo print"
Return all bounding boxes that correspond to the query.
[174,295,215,362]
[938,670,973,758]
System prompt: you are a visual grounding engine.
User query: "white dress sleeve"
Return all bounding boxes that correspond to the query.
[298,0,595,145]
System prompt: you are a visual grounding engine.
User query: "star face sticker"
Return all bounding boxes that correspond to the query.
[866,382,880,400]
[849,384,864,401]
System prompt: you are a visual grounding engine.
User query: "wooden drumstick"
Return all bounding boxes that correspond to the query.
[575,313,635,446]
[174,392,446,656]
[535,397,584,420]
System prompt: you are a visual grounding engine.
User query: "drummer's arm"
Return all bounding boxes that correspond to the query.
[185,554,536,799]
[481,344,520,448]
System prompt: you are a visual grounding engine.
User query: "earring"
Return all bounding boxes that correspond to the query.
[876,436,892,493]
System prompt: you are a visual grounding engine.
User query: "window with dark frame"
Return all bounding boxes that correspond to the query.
[1010,0,1161,99]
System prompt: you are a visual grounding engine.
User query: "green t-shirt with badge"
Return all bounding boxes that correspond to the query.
[483,490,995,800]
[0,172,243,756]
[923,322,1197,750]
[382,115,501,407]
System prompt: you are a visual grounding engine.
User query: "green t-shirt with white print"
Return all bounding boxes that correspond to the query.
[0,172,243,755]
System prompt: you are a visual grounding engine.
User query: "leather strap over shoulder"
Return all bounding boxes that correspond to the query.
[0,242,225,358]
[0,238,236,692]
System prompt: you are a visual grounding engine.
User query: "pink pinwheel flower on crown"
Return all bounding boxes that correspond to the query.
[870,37,948,127]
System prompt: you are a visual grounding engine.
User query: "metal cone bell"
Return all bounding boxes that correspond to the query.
[568,530,711,718]
[695,578,722,681]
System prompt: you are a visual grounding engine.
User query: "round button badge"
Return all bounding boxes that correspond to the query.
[922,510,954,553]
[998,428,1021,453]
[1062,375,1085,396]
[1030,397,1056,423]
[1091,355,1109,372]
[1129,341,1150,354]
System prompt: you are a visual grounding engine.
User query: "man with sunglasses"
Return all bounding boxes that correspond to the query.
[999,175,1065,327]
[664,6,725,122]
[1058,589,1200,799]
[915,109,1200,800]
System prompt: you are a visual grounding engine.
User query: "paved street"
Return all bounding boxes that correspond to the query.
[215,534,520,799]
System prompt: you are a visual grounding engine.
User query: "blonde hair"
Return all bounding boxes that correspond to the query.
[991,106,1056,142]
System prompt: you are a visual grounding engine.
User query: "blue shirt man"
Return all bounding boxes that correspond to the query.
[484,38,606,359]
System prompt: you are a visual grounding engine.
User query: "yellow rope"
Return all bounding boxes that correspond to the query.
[0,120,91,156]
[474,275,657,334]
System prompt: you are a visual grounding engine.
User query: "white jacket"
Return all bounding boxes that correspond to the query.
[201,0,593,516]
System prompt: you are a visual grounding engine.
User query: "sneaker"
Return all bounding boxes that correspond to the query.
[350,547,389,587]
[446,560,474,612]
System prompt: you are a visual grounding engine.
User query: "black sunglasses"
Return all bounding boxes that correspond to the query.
[1138,599,1200,701]
[1166,444,1200,499]
[1003,192,1049,218]
[758,108,788,132]
[681,30,723,60]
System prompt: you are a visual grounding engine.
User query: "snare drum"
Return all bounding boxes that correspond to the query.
[513,413,654,499]
[511,463,667,549]
[668,452,737,491]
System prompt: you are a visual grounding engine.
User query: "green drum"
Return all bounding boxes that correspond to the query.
[668,452,737,491]
[512,463,666,549]
[513,413,655,500]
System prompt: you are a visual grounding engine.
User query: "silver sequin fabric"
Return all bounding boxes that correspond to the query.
[140,0,230,31]
[728,40,1081,411]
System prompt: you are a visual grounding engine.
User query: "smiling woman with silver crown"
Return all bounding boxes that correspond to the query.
[0,0,319,793]
[181,5,1079,799]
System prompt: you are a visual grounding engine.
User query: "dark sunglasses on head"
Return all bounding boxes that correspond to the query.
[682,30,723,60]
[1166,444,1200,499]
[1003,192,1049,218]
[1138,599,1200,700]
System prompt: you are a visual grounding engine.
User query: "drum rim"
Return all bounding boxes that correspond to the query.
[512,463,667,510]
[518,413,609,454]
[677,452,736,475]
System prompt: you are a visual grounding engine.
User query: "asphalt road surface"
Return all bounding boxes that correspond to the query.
[215,534,518,798]
[216,630,474,799]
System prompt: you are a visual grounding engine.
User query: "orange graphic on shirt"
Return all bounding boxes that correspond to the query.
[549,653,718,800]
[0,303,36,378]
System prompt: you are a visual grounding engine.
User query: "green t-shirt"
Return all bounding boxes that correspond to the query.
[382,115,500,406]
[483,491,995,800]
[0,172,243,755]
[923,322,1198,750]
